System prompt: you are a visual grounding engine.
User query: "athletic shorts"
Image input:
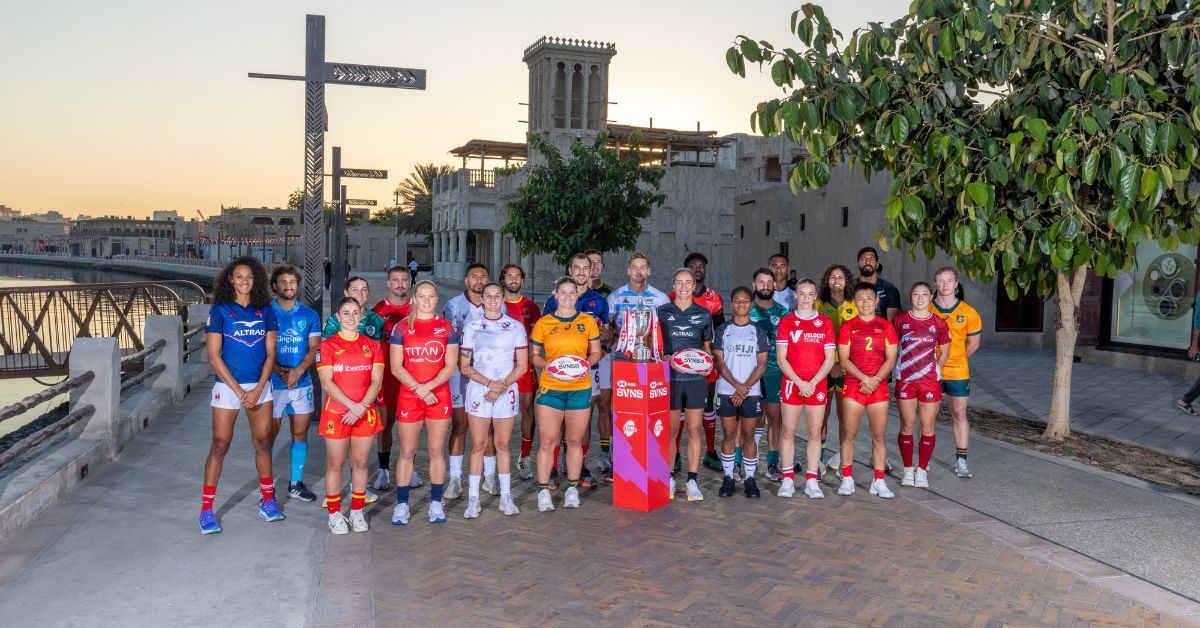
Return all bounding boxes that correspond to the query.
[843,380,889,406]
[536,387,592,411]
[941,378,970,398]
[670,379,708,412]
[379,373,401,410]
[760,370,782,405]
[397,387,452,422]
[597,353,613,389]
[517,368,535,394]
[715,394,762,418]
[781,377,830,407]
[271,384,314,418]
[897,380,942,403]
[465,380,519,419]
[211,381,273,410]
[827,374,845,392]
[448,370,465,409]
[320,406,382,439]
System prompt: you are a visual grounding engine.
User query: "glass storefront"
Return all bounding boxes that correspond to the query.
[1109,240,1197,350]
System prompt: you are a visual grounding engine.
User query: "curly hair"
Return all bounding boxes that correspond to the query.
[818,264,854,304]
[212,255,271,308]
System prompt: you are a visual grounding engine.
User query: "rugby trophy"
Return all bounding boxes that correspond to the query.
[611,298,670,512]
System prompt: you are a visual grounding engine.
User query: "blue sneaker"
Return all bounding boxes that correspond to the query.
[199,510,222,534]
[258,498,286,522]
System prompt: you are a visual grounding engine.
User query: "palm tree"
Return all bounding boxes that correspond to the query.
[394,163,456,233]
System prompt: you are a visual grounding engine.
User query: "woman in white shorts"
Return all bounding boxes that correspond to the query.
[458,282,529,518]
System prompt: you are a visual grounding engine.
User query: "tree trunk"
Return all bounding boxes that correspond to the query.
[1043,266,1089,441]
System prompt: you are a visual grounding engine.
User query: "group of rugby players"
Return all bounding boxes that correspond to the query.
[196,246,981,535]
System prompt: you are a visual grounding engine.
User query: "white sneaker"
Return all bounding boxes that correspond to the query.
[827,452,842,470]
[498,494,520,516]
[563,486,581,508]
[364,489,379,504]
[481,474,500,496]
[804,478,824,499]
[955,458,973,478]
[428,501,446,523]
[372,468,390,491]
[915,467,930,488]
[669,476,676,500]
[537,488,555,512]
[777,477,795,498]
[444,476,462,500]
[410,469,424,488]
[348,509,368,533]
[685,479,704,502]
[837,476,855,496]
[463,497,481,519]
[900,467,916,487]
[869,479,895,499]
[328,512,349,535]
[391,503,410,525]
[517,456,534,480]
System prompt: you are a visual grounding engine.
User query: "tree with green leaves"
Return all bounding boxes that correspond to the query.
[728,0,1200,440]
[394,163,456,233]
[503,132,666,266]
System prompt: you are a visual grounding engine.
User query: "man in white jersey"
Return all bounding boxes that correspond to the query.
[443,263,490,499]
[769,253,796,310]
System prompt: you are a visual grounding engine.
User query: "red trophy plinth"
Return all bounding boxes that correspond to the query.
[611,360,671,512]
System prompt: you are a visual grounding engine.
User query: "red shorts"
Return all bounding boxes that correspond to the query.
[843,380,889,406]
[517,369,535,394]
[896,380,942,403]
[396,386,452,423]
[780,377,830,406]
[378,373,401,410]
[320,406,382,439]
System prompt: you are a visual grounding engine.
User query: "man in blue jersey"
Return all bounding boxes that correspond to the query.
[443,263,489,500]
[267,265,322,502]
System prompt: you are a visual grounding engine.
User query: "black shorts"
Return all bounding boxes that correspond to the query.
[670,379,708,411]
[715,394,762,419]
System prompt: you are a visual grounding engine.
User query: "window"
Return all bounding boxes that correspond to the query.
[780,242,790,259]
[995,282,1045,332]
[587,65,602,130]
[765,220,771,236]
[800,214,806,232]
[739,224,744,239]
[764,157,782,182]
[570,64,584,129]
[841,207,849,227]
[553,62,567,128]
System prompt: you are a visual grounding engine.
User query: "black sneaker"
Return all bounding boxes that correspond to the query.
[1177,399,1197,416]
[579,467,596,488]
[718,476,735,497]
[744,477,761,499]
[288,481,316,502]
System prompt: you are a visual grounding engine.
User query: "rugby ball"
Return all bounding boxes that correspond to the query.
[671,348,714,376]
[546,355,590,381]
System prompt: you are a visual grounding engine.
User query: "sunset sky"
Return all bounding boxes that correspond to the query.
[1,0,905,219]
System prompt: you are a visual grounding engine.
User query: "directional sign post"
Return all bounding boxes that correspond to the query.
[339,168,388,179]
[250,14,425,313]
[346,199,377,206]
[328,147,387,300]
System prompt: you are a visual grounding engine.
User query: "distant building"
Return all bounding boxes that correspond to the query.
[0,205,19,220]
[0,220,69,253]
[70,215,200,258]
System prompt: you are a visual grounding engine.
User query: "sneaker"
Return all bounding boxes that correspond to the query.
[766,464,782,482]
[371,468,390,491]
[348,509,368,533]
[428,501,446,523]
[444,476,462,500]
[258,498,285,522]
[869,478,895,499]
[668,476,676,500]
[364,489,379,504]
[463,497,481,519]
[744,477,761,499]
[804,478,825,499]
[517,456,534,480]
[409,470,424,488]
[674,454,682,474]
[685,479,704,502]
[777,477,796,498]
[915,467,930,488]
[288,481,316,502]
[498,494,520,516]
[537,488,555,512]
[702,452,722,471]
[954,458,973,479]
[602,469,614,483]
[391,503,410,525]
[579,467,596,489]
[900,467,916,487]
[718,476,735,497]
[328,512,349,535]
[827,452,842,471]
[563,485,581,508]
[548,468,559,490]
[481,474,500,496]
[837,476,855,496]
[198,510,222,535]
[1177,399,1197,415]
[599,450,613,473]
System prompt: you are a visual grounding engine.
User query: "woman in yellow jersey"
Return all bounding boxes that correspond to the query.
[530,277,602,512]
[815,264,857,472]
[933,267,983,479]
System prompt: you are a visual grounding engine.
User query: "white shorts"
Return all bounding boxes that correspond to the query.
[211,381,273,410]
[598,353,613,389]
[272,385,314,418]
[449,370,465,409]
[464,381,519,419]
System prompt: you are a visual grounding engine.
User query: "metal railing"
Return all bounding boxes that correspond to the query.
[183,323,207,362]
[119,338,167,392]
[0,371,96,468]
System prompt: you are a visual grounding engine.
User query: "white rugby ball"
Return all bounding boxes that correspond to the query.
[671,348,714,376]
[546,355,590,381]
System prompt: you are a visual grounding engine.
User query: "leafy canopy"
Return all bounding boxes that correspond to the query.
[728,0,1200,299]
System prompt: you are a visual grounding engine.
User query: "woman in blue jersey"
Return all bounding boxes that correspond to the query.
[199,256,280,534]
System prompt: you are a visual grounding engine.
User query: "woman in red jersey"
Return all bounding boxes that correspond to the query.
[389,281,460,525]
[317,297,385,534]
[775,278,836,500]
[836,283,899,499]
[893,282,950,489]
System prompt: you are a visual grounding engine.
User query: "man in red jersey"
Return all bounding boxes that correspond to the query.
[369,265,422,492]
[500,263,541,479]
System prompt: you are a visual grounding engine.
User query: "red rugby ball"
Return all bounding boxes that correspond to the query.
[546,355,590,381]
[671,348,713,376]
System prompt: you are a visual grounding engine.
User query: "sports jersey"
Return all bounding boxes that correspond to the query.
[371,297,412,337]
[894,312,950,385]
[530,312,599,392]
[206,301,278,385]
[593,281,614,297]
[316,332,383,413]
[444,292,485,339]
[323,309,386,341]
[657,301,714,382]
[669,286,724,322]
[712,321,770,396]
[816,298,859,335]
[461,314,528,381]
[837,316,899,381]
[608,283,670,328]
[776,311,836,379]
[773,286,796,310]
[933,299,982,380]
[270,300,320,389]
[545,287,610,325]
[504,295,541,335]
[749,300,789,372]
[866,275,902,316]
[389,316,459,387]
